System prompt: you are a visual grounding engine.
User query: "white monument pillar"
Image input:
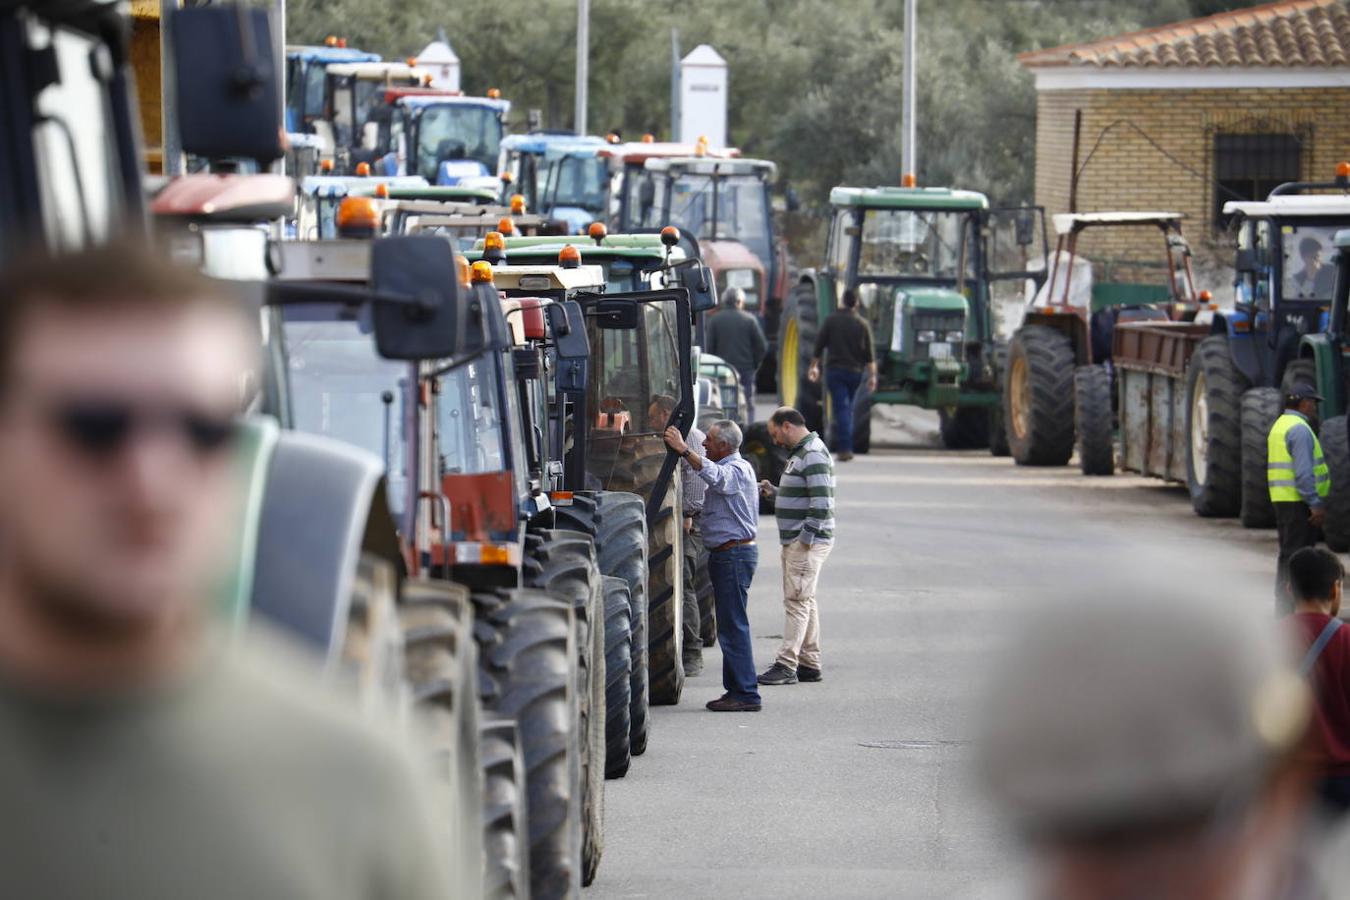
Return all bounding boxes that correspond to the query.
[678,44,727,147]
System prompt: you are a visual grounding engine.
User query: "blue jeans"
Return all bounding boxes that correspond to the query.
[707,543,761,704]
[826,367,863,453]
[738,368,757,423]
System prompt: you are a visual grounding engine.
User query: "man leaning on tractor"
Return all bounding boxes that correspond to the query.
[1270,383,1332,611]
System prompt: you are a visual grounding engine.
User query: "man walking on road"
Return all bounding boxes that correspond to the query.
[649,395,706,677]
[756,407,834,686]
[808,289,876,460]
[0,244,452,898]
[663,420,762,712]
[706,286,767,422]
[1269,383,1331,611]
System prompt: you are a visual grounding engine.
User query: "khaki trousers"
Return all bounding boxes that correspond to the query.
[776,540,832,670]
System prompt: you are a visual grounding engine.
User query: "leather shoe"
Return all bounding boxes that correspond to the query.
[706,695,761,712]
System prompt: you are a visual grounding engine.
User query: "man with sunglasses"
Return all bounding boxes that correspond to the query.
[0,243,451,897]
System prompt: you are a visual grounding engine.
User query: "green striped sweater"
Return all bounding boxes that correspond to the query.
[776,432,835,545]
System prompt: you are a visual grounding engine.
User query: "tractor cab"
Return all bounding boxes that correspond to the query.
[599,140,740,231]
[383,188,548,249]
[296,174,429,239]
[320,62,424,172]
[498,133,609,233]
[381,95,511,190]
[285,41,380,135]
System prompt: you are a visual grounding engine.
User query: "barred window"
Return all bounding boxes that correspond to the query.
[1213,133,1302,230]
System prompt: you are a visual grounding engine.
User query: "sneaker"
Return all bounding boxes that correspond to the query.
[797,664,823,683]
[706,695,762,712]
[683,653,703,677]
[837,452,854,462]
[757,662,798,686]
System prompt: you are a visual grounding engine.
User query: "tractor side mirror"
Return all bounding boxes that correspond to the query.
[546,301,590,360]
[1015,210,1035,247]
[170,4,283,166]
[590,299,640,330]
[638,179,656,216]
[369,236,467,360]
[1235,248,1259,274]
[685,263,716,313]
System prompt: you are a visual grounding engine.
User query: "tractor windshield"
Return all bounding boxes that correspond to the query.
[278,307,413,517]
[857,208,975,285]
[547,156,608,216]
[434,357,509,475]
[303,63,327,124]
[1283,223,1341,301]
[654,174,772,266]
[415,105,504,178]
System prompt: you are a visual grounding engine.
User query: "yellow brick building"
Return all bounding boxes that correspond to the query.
[1020,0,1350,282]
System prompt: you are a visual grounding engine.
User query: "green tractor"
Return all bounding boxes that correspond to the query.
[778,186,1044,452]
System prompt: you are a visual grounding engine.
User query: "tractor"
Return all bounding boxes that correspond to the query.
[779,185,1046,454]
[498,133,609,233]
[377,94,511,190]
[284,39,380,135]
[1004,211,1203,474]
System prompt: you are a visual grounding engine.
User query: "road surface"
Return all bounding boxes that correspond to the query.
[590,407,1276,899]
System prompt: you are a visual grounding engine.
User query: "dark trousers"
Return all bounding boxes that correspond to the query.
[707,543,761,704]
[826,367,863,453]
[682,519,703,655]
[738,368,756,423]
[1275,501,1319,613]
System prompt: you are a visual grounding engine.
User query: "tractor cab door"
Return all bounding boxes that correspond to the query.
[984,206,1048,340]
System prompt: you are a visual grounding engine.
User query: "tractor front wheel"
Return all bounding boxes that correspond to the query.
[1004,325,1074,466]
[1185,335,1245,517]
[1074,365,1114,476]
[1240,387,1283,529]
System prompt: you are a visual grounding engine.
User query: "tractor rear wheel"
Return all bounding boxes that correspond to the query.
[779,281,823,433]
[342,555,406,716]
[1240,387,1283,529]
[939,407,990,449]
[1185,335,1246,517]
[989,343,1011,457]
[479,715,530,900]
[1005,325,1075,465]
[553,491,650,756]
[522,529,605,886]
[472,589,581,900]
[1074,365,1114,476]
[600,576,633,779]
[853,380,874,454]
[1283,358,1317,393]
[1321,415,1350,553]
[399,579,484,900]
[743,422,788,514]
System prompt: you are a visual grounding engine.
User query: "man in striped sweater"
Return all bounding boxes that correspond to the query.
[756,407,835,686]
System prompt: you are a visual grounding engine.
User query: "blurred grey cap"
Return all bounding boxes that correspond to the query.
[975,592,1310,841]
[721,285,745,306]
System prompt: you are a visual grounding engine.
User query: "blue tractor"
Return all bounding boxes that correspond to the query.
[497,133,609,233]
[284,42,380,135]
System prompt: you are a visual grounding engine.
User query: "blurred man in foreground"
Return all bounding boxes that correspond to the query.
[976,590,1320,900]
[0,244,451,898]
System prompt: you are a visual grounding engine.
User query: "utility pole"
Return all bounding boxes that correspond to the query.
[670,28,680,141]
[901,0,916,183]
[574,0,589,136]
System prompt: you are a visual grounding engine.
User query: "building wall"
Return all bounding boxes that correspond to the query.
[1032,85,1350,288]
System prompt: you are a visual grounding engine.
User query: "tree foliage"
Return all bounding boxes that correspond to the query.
[290,0,1254,206]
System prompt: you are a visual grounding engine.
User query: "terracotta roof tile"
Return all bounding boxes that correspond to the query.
[1019,0,1350,68]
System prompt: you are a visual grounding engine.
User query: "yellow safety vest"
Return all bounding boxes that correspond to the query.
[1268,413,1330,503]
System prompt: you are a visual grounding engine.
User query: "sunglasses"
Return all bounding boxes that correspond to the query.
[45,399,239,460]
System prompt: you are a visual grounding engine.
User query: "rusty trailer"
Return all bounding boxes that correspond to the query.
[1113,320,1210,483]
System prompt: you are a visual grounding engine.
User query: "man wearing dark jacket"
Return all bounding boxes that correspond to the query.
[706,286,767,422]
[808,289,876,460]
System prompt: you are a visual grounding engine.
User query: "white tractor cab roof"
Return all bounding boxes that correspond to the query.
[642,156,777,180]
[1051,212,1185,234]
[269,238,377,281]
[324,61,424,82]
[1223,195,1350,218]
[487,264,606,293]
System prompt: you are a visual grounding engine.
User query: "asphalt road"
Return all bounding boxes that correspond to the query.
[589,406,1277,900]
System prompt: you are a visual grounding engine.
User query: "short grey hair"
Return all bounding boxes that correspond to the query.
[721,286,745,307]
[708,419,742,450]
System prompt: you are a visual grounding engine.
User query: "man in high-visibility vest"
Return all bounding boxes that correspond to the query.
[1270,382,1331,610]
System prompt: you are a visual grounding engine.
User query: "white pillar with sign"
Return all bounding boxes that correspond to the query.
[678,44,727,148]
[417,40,460,92]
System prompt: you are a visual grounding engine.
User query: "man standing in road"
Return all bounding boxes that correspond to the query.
[649,395,706,677]
[0,244,452,897]
[756,407,834,686]
[706,286,767,422]
[808,289,876,460]
[663,420,762,712]
[1269,383,1331,611]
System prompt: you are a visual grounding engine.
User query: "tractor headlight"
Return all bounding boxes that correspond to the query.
[916,330,936,343]
[944,330,964,343]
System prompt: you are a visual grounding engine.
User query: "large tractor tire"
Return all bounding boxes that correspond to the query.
[1185,335,1246,517]
[779,281,823,433]
[523,529,606,886]
[989,343,1011,457]
[1240,387,1283,529]
[600,576,633,779]
[645,480,685,706]
[1005,325,1075,466]
[342,555,406,716]
[1074,365,1114,476]
[939,407,990,450]
[743,422,788,514]
[399,579,485,900]
[472,589,581,900]
[554,491,651,756]
[1283,358,1317,393]
[479,715,530,900]
[1321,415,1350,553]
[853,379,874,454]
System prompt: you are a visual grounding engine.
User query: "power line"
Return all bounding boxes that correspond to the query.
[1076,118,1249,204]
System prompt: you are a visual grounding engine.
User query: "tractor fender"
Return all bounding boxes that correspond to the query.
[1209,311,1265,387]
[251,429,401,663]
[1020,310,1090,365]
[1300,333,1344,417]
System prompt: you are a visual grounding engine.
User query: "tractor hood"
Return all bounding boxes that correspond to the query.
[863,284,969,353]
